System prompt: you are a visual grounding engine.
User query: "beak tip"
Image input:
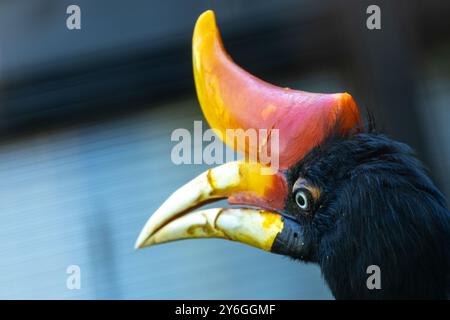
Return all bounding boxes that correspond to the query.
[134,230,149,250]
[134,239,143,250]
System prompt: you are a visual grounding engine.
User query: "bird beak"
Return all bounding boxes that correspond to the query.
[135,10,361,256]
[135,161,290,253]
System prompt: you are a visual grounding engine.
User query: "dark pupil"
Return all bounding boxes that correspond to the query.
[297,193,306,207]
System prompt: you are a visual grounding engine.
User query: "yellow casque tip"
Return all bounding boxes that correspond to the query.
[193,10,218,42]
[196,10,216,26]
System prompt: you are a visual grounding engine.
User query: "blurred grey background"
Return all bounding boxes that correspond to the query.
[0,0,449,299]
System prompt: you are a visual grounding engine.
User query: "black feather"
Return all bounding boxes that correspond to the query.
[287,132,450,299]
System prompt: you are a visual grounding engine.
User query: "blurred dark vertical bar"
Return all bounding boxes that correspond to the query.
[338,0,431,165]
[85,204,122,299]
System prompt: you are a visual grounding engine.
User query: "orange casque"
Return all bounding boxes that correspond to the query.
[192,10,361,170]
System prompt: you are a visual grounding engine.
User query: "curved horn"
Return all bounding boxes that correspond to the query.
[193,10,361,169]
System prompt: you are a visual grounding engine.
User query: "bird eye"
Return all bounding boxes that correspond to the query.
[295,188,312,211]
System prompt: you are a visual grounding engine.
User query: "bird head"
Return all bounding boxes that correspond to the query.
[135,10,450,299]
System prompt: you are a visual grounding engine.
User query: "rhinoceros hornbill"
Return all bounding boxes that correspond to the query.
[135,10,450,299]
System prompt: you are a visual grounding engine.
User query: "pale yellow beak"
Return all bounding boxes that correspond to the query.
[137,208,284,251]
[135,161,288,252]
